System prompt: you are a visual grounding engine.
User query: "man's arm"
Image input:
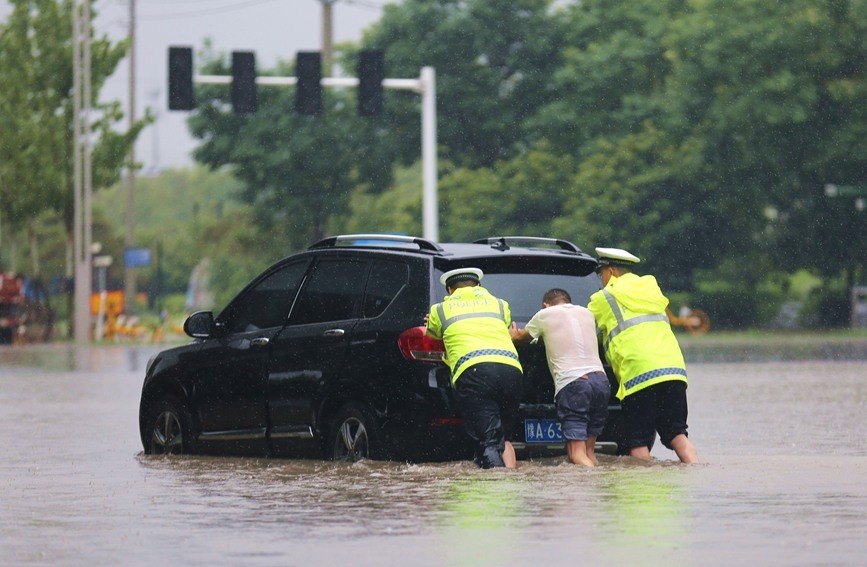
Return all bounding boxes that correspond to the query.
[509,322,532,344]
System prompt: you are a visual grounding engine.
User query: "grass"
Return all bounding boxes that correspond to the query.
[676,328,867,362]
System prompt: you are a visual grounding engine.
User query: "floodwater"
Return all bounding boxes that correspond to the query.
[1,344,866,566]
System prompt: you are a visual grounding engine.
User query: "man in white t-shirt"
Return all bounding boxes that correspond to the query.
[509,288,609,466]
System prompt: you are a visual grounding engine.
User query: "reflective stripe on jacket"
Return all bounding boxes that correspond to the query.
[587,273,686,400]
[426,285,522,384]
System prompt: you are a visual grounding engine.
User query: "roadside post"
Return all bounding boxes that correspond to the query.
[92,249,113,341]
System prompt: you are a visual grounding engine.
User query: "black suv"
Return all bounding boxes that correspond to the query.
[139,234,623,461]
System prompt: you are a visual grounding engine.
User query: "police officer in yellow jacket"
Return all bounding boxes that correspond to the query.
[426,267,524,469]
[588,248,699,464]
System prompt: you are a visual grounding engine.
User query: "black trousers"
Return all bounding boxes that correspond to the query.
[453,362,523,468]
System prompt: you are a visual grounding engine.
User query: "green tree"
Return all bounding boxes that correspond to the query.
[535,0,867,294]
[440,141,577,241]
[0,0,147,278]
[362,0,568,168]
[94,165,247,302]
[338,162,424,236]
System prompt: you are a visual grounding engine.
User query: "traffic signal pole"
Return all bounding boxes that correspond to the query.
[420,67,437,243]
[193,67,439,241]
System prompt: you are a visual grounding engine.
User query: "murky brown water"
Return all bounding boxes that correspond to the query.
[1,344,865,566]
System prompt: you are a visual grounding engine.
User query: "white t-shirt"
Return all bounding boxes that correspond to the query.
[524,303,605,397]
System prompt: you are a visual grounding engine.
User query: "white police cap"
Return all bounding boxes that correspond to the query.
[595,247,640,266]
[440,267,484,287]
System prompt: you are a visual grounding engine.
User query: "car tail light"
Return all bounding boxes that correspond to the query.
[398,326,445,362]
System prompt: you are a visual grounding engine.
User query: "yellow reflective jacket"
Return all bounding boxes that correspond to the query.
[426,285,522,384]
[587,272,686,400]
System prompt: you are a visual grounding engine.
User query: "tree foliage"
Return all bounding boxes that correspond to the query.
[5,0,865,328]
[363,0,568,168]
[94,166,247,299]
[176,0,866,318]
[0,0,147,273]
[439,141,577,242]
[538,0,867,288]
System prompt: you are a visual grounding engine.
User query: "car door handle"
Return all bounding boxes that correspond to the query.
[323,329,345,337]
[250,337,270,347]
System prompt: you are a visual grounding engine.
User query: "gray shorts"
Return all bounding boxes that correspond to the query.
[555,371,610,441]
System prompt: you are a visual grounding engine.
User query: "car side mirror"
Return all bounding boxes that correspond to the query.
[183,310,216,338]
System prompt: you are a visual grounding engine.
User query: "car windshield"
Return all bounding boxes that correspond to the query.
[460,273,601,322]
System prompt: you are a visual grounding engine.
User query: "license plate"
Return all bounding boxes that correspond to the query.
[524,419,563,443]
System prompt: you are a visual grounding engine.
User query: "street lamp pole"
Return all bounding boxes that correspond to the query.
[319,0,337,77]
[124,0,138,313]
[72,0,93,343]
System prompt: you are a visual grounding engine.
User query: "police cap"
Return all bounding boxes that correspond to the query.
[595,247,640,267]
[440,267,484,288]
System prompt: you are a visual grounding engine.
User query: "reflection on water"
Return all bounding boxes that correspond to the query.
[0,343,164,372]
[436,473,525,566]
[122,452,867,567]
[1,346,866,566]
[597,467,685,550]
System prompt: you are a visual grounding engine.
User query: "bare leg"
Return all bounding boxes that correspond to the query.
[566,440,595,467]
[586,435,599,466]
[670,434,699,464]
[629,445,652,461]
[503,441,517,469]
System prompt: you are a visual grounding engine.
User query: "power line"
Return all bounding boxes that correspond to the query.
[344,0,389,10]
[137,0,283,21]
[114,0,390,22]
[139,0,260,4]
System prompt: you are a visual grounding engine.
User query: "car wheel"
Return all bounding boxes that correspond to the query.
[146,396,194,455]
[328,403,380,462]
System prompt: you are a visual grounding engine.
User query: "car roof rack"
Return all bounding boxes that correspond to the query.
[309,234,444,253]
[473,236,583,254]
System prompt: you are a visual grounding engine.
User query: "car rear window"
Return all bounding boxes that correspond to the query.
[435,255,600,321]
[480,273,601,321]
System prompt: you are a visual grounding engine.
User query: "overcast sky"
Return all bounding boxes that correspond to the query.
[1,0,395,172]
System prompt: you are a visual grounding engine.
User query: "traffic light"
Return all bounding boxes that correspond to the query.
[231,51,257,115]
[357,50,384,116]
[168,47,194,110]
[295,52,322,116]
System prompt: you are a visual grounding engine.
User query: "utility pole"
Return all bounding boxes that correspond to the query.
[124,0,137,313]
[149,88,160,173]
[320,0,337,76]
[72,0,93,343]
